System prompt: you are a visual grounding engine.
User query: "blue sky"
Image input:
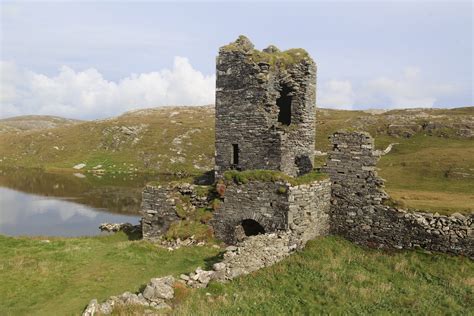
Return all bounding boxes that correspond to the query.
[1,1,472,119]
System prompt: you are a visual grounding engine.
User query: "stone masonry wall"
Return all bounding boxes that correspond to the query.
[212,179,331,247]
[288,179,331,247]
[322,131,473,258]
[215,36,317,177]
[141,183,209,240]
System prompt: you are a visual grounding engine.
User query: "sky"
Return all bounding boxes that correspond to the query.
[0,0,472,120]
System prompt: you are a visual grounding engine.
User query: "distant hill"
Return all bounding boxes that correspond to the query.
[0,105,472,214]
[0,115,82,133]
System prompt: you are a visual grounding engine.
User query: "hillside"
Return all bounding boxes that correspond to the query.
[0,106,472,213]
[0,115,82,134]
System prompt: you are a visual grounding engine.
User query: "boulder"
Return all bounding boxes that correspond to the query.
[142,276,175,302]
[82,299,99,316]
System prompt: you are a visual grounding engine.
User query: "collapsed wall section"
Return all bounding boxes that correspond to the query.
[323,131,473,258]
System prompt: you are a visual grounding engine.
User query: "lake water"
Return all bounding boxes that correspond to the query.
[0,168,174,237]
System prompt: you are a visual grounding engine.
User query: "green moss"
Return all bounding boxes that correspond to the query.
[164,220,214,241]
[195,207,213,224]
[223,169,327,186]
[277,185,288,194]
[248,48,310,69]
[194,185,212,197]
[219,36,311,70]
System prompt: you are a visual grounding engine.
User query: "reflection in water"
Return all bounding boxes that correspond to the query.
[0,187,139,236]
[0,168,178,237]
[0,168,176,215]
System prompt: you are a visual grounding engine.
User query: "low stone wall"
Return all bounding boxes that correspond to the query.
[141,183,210,240]
[323,131,473,258]
[212,179,331,247]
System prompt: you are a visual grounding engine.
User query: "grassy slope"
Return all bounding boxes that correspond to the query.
[0,232,219,316]
[0,106,215,174]
[0,115,81,133]
[0,106,472,214]
[174,237,473,315]
[377,135,474,214]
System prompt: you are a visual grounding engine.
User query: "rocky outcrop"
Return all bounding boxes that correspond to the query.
[100,124,148,151]
[99,222,141,234]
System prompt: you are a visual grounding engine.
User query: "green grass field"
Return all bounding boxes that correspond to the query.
[1,233,472,315]
[0,233,220,316]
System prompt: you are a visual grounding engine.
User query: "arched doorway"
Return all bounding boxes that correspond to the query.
[241,219,265,236]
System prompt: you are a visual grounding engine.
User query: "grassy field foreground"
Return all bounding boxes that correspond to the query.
[0,233,220,316]
[1,233,472,315]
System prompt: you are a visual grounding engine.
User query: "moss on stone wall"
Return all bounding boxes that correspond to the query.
[249,48,310,69]
[223,169,327,186]
[220,35,311,70]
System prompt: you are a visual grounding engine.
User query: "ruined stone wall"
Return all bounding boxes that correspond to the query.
[288,179,331,247]
[323,131,473,258]
[212,179,331,246]
[215,36,317,177]
[141,183,209,240]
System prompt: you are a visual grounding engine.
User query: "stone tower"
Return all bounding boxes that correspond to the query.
[214,36,317,177]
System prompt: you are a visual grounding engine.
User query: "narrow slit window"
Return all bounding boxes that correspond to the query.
[232,144,239,165]
[277,85,292,125]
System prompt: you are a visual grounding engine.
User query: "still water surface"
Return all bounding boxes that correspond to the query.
[0,168,174,237]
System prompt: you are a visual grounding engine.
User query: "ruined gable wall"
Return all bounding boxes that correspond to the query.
[323,131,473,258]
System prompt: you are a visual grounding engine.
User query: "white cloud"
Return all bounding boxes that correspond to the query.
[318,80,355,109]
[0,57,215,119]
[319,67,459,110]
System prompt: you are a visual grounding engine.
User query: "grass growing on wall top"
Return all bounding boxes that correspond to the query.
[223,169,328,186]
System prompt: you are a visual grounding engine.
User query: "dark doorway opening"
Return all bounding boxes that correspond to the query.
[241,219,265,236]
[232,144,239,165]
[277,85,292,125]
[295,155,313,176]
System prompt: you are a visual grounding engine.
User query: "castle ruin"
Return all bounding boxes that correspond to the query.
[141,36,473,258]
